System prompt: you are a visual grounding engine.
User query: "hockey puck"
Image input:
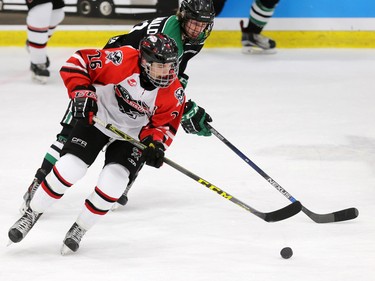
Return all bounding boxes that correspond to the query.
[280,247,293,259]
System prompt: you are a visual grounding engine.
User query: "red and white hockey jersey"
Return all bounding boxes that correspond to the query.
[60,46,185,149]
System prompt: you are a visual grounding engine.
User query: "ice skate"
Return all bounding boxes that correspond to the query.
[20,169,46,214]
[240,20,276,54]
[20,178,41,214]
[61,223,87,255]
[30,62,50,84]
[8,207,42,244]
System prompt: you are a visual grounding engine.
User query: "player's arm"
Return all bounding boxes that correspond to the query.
[139,86,186,167]
[60,47,137,124]
[103,20,150,49]
[177,44,204,89]
[60,48,137,96]
[140,86,185,148]
[59,49,103,125]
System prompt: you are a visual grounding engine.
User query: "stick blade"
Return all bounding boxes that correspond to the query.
[334,207,359,222]
[264,201,302,222]
[302,206,359,223]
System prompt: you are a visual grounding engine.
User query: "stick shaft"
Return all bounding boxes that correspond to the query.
[93,116,301,222]
[207,124,358,223]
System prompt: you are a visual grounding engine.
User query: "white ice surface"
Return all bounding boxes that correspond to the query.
[0,47,374,281]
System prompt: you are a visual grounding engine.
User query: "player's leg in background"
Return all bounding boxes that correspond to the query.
[26,1,53,83]
[240,0,279,53]
[48,0,65,42]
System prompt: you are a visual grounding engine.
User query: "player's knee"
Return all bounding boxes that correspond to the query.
[54,154,88,184]
[87,164,130,211]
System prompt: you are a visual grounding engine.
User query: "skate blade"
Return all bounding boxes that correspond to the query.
[7,240,13,247]
[31,74,48,84]
[241,46,277,55]
[60,244,74,256]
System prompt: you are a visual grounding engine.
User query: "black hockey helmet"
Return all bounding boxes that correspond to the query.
[139,33,179,88]
[179,0,215,44]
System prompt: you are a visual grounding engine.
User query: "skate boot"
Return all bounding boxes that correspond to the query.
[20,169,46,214]
[8,207,42,244]
[240,20,276,54]
[30,62,50,84]
[61,223,87,255]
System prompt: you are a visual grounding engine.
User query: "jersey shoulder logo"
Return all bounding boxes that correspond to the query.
[105,50,123,65]
[174,87,185,106]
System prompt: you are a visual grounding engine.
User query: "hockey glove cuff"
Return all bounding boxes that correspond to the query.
[71,86,98,125]
[141,137,165,168]
[181,100,212,137]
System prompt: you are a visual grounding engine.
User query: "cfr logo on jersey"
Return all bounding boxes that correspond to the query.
[71,137,87,148]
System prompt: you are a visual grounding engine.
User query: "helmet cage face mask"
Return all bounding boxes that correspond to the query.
[182,18,213,44]
[142,60,178,88]
[140,34,179,88]
[179,0,215,44]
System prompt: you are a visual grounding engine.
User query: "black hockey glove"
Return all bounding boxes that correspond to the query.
[71,86,98,125]
[181,100,212,137]
[141,137,165,168]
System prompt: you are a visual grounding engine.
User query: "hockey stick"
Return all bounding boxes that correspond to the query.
[207,124,359,223]
[93,116,302,222]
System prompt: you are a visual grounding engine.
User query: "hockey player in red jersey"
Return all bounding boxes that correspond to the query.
[20,0,215,212]
[8,33,185,254]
